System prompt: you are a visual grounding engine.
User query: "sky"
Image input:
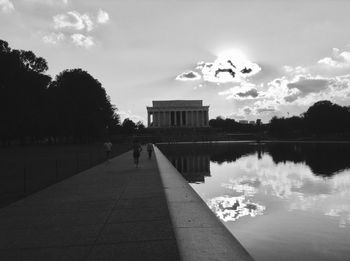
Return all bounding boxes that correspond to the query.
[1,0,350,123]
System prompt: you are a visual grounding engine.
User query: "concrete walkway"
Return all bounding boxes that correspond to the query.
[0,148,180,261]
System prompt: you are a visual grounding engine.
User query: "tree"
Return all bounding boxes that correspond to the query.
[0,40,51,144]
[47,69,116,141]
[121,118,137,134]
[268,100,350,137]
[136,121,146,133]
[303,100,350,134]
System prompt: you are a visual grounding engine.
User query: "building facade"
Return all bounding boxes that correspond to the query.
[147,100,209,128]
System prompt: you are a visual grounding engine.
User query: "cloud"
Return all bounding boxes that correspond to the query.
[218,83,260,100]
[42,32,65,45]
[196,55,261,84]
[318,48,350,69]
[25,0,68,5]
[53,11,94,32]
[287,77,329,96]
[47,9,110,49]
[176,71,201,81]
[256,107,275,114]
[226,153,350,227]
[284,93,300,103]
[207,196,265,222]
[97,9,110,24]
[177,50,261,85]
[119,110,145,124]
[0,0,14,13]
[237,88,259,98]
[71,34,94,48]
[284,65,308,75]
[243,107,252,114]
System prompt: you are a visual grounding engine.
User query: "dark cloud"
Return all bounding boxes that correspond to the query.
[176,71,201,81]
[287,78,329,95]
[215,68,235,78]
[243,107,252,114]
[237,88,259,98]
[284,93,300,103]
[257,108,275,113]
[241,67,252,74]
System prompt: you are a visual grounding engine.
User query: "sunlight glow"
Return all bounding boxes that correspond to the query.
[217,48,248,68]
[196,48,261,83]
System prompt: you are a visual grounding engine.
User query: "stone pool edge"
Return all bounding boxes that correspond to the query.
[153,145,254,261]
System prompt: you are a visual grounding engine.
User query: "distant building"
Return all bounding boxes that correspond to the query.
[249,121,255,125]
[256,119,262,125]
[147,100,209,128]
[239,120,248,124]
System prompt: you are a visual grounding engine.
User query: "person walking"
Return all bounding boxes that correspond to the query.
[104,140,113,161]
[132,140,142,168]
[146,143,153,159]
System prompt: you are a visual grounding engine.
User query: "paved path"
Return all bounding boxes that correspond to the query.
[0,148,180,261]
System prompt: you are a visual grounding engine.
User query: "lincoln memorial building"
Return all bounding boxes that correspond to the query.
[147,100,209,128]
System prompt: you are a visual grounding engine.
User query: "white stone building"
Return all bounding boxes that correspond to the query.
[147,100,209,128]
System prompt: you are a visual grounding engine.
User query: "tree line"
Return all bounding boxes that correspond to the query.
[209,117,263,132]
[209,100,350,138]
[0,39,143,146]
[269,100,350,137]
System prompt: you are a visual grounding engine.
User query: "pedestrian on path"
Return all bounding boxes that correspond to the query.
[147,143,153,159]
[104,140,113,160]
[132,140,142,168]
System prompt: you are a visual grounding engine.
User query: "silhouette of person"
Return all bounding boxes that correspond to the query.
[104,140,113,160]
[147,143,153,159]
[132,140,142,167]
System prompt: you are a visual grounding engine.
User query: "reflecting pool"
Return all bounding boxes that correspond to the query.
[159,142,350,261]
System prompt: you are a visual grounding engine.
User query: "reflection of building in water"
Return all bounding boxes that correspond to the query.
[170,155,210,183]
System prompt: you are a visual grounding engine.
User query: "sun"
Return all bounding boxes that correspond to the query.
[216,48,249,68]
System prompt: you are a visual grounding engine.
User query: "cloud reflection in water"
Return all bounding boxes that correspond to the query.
[207,196,265,222]
[210,153,350,227]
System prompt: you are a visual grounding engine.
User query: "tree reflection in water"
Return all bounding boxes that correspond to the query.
[159,142,350,260]
[159,142,350,227]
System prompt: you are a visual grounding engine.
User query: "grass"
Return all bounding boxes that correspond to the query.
[0,143,132,208]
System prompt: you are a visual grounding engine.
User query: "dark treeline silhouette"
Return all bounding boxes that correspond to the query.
[0,39,143,146]
[269,100,350,137]
[265,143,350,176]
[160,142,350,179]
[209,116,263,133]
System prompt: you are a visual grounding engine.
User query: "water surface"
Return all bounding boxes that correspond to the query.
[159,142,350,261]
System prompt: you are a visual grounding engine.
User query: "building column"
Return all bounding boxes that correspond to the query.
[156,111,160,127]
[174,111,177,126]
[179,111,182,127]
[191,111,194,127]
[160,111,164,127]
[192,111,195,127]
[147,111,150,127]
[205,110,209,126]
[186,111,190,127]
[202,110,205,127]
[154,111,157,127]
[168,111,171,127]
[165,111,168,127]
[164,111,167,127]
